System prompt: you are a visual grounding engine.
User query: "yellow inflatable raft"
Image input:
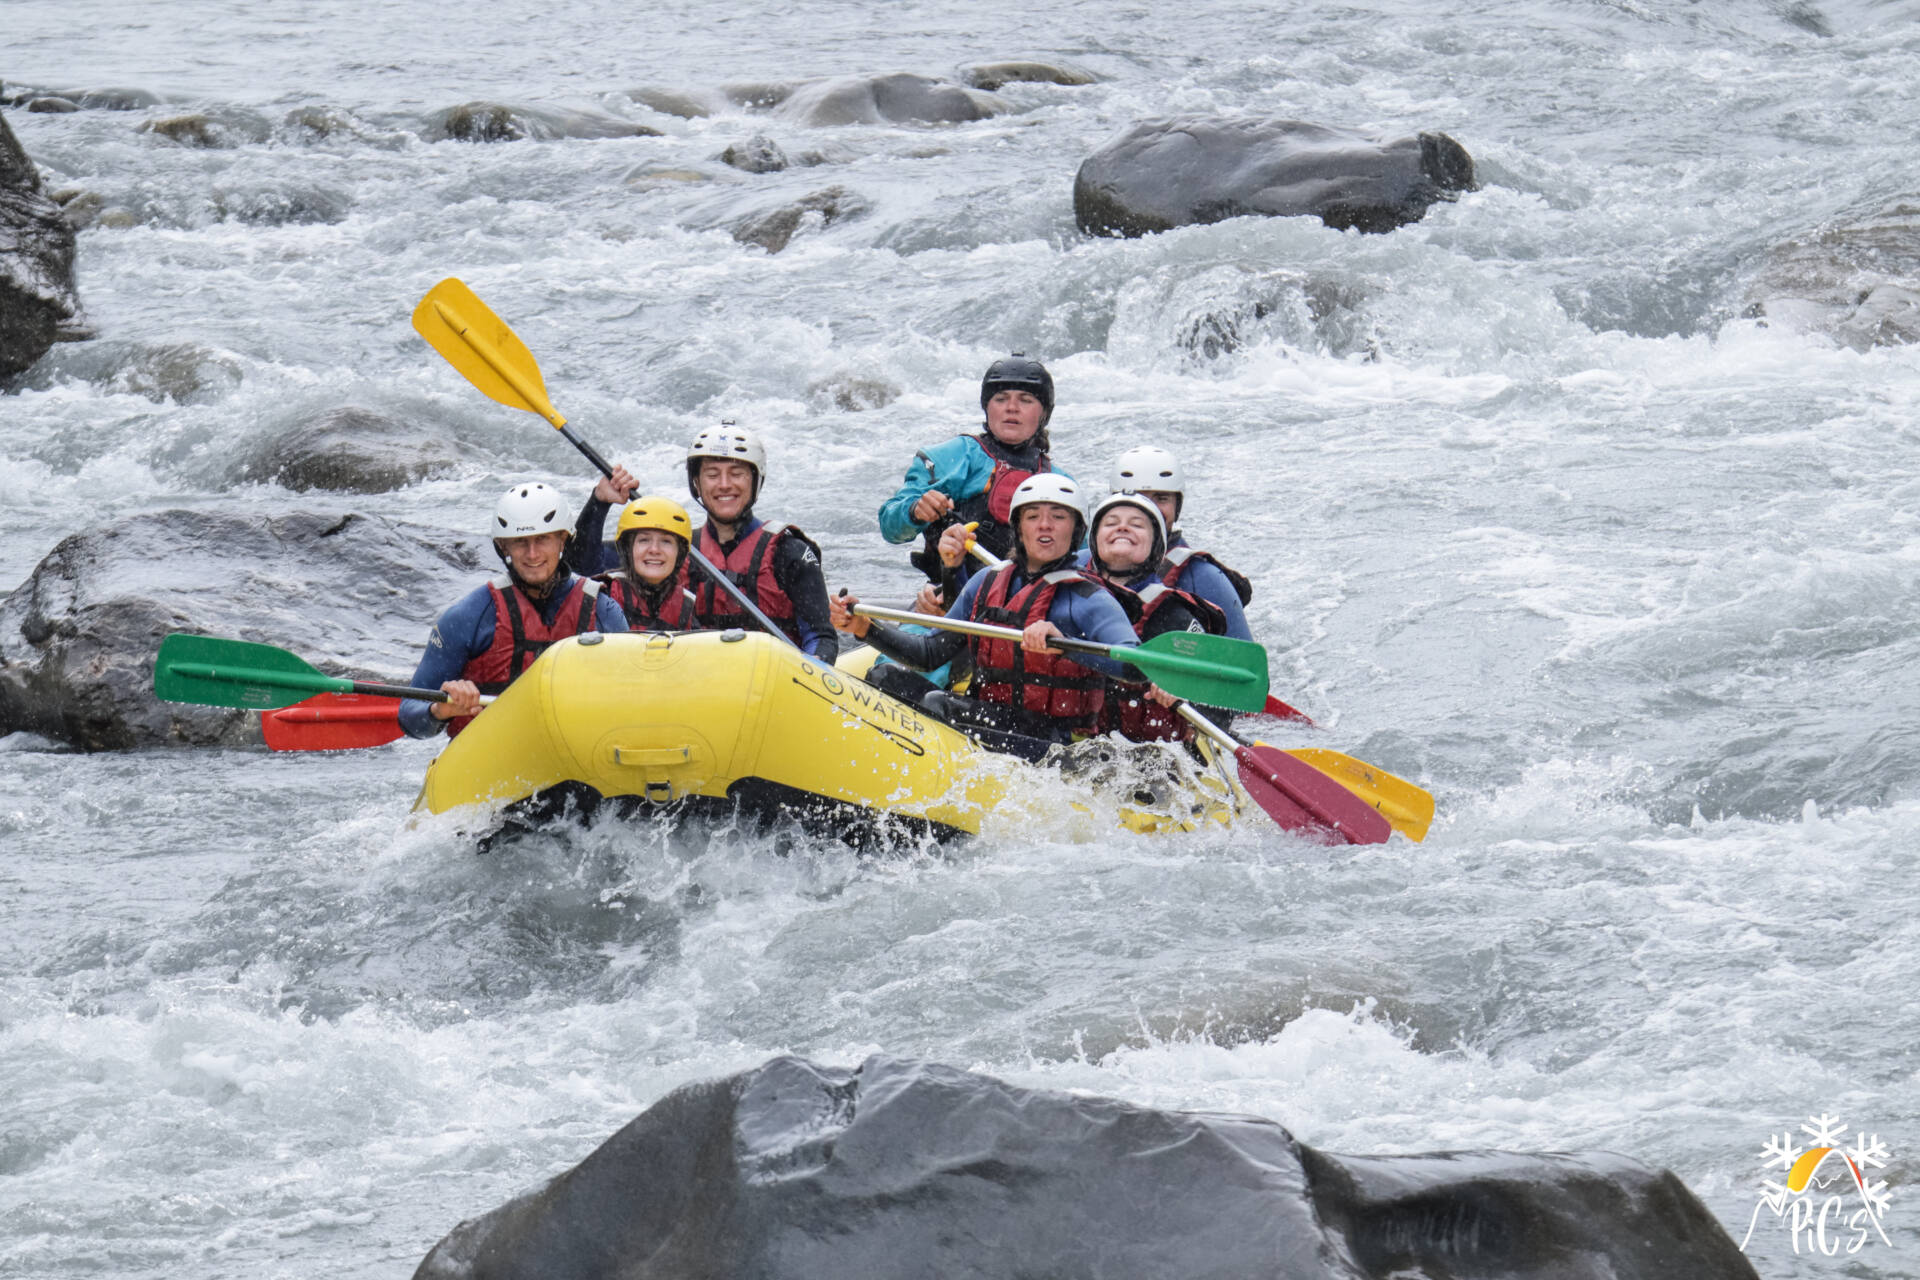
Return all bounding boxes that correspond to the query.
[413,630,1239,839]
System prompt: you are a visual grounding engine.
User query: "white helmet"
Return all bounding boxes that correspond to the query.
[492,481,573,540]
[685,421,767,498]
[1088,490,1168,577]
[1110,445,1184,496]
[1007,473,1087,551]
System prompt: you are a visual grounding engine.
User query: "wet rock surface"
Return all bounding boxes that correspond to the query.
[1075,116,1475,238]
[0,510,484,751]
[414,1054,1758,1280]
[732,185,869,252]
[957,60,1097,90]
[233,405,462,493]
[0,108,88,382]
[425,101,662,143]
[1743,200,1920,349]
[719,134,789,173]
[630,73,1004,126]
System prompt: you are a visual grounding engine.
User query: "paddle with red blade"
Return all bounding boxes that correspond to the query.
[1174,703,1391,844]
[261,693,406,751]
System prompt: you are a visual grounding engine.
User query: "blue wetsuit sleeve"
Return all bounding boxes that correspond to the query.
[399,586,496,739]
[1051,586,1139,678]
[1181,560,1252,641]
[877,437,993,544]
[592,592,630,632]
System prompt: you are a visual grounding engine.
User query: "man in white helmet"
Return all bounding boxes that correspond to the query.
[398,481,629,739]
[1102,445,1255,642]
[832,474,1141,747]
[568,424,838,661]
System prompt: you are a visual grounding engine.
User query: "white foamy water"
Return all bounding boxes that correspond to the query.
[5,1,1919,1275]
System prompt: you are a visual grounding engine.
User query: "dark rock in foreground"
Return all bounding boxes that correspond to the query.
[414,1054,1757,1280]
[1743,200,1920,350]
[0,107,89,381]
[0,510,484,750]
[233,405,461,493]
[1075,116,1475,238]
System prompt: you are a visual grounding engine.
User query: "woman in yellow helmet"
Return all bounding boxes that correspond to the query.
[595,495,703,632]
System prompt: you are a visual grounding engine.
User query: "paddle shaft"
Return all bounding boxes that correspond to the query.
[424,285,798,651]
[166,661,459,705]
[853,603,1254,686]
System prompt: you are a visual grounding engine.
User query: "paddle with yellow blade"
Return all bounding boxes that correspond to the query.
[410,277,797,650]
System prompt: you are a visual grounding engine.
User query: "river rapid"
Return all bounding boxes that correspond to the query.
[5,0,1919,1274]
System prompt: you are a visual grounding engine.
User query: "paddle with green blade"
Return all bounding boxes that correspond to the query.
[411,277,799,652]
[155,633,491,719]
[850,603,1270,713]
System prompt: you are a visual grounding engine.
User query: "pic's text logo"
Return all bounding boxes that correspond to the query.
[1740,1113,1891,1256]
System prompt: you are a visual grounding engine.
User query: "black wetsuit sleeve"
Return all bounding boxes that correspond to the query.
[864,622,968,672]
[568,497,617,576]
[773,534,839,665]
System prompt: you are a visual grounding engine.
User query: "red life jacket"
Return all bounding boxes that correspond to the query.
[692,521,817,645]
[1099,582,1228,743]
[450,578,600,737]
[951,433,1050,562]
[967,563,1107,731]
[599,564,697,632]
[1161,545,1254,606]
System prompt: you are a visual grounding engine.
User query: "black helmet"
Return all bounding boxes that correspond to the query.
[980,352,1054,426]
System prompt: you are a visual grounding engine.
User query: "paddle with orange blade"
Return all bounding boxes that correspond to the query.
[261,693,406,751]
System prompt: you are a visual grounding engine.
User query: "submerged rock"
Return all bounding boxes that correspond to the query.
[0,510,484,751]
[958,60,1098,91]
[413,1054,1758,1280]
[234,405,461,493]
[138,113,225,147]
[26,96,79,114]
[732,185,869,253]
[425,101,662,143]
[1075,116,1475,238]
[0,108,88,382]
[1743,200,1920,350]
[807,372,899,412]
[774,72,1004,126]
[720,135,789,173]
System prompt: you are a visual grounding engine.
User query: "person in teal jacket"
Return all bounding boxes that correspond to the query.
[877,354,1070,594]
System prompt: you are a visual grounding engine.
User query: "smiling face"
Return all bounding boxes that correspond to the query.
[985,389,1045,448]
[693,459,757,524]
[497,530,569,588]
[1093,504,1157,576]
[1016,501,1078,568]
[624,528,684,585]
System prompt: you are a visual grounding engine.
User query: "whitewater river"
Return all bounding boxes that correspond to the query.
[5,0,1919,1274]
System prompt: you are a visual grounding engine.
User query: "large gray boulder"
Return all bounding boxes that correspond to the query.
[1075,116,1475,238]
[232,405,462,493]
[414,1054,1757,1280]
[0,509,484,750]
[1743,200,1920,349]
[0,107,88,382]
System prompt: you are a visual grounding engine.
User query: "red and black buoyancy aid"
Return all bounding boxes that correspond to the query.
[966,563,1107,731]
[598,563,697,632]
[1160,545,1254,606]
[948,433,1050,562]
[1099,581,1229,743]
[692,521,816,645]
[450,577,601,737]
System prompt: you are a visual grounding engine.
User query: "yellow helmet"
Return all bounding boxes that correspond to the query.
[615,495,693,544]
